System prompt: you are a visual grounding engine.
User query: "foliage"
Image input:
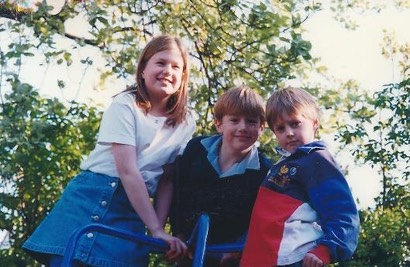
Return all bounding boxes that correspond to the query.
[0,0,409,266]
[334,78,410,266]
[329,0,410,29]
[352,206,410,266]
[336,79,409,205]
[0,79,102,266]
[1,0,320,134]
[319,3,410,262]
[0,0,320,265]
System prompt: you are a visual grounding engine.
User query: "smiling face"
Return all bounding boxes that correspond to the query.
[272,112,318,153]
[216,114,264,154]
[141,46,184,105]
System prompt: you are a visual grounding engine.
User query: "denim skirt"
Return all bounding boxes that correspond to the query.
[23,171,151,267]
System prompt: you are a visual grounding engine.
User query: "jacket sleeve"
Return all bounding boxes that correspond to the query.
[304,150,360,263]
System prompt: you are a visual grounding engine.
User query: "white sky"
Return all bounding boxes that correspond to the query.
[2,2,409,210]
[304,6,410,90]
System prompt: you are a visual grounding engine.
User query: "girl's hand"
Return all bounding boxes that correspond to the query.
[152,229,188,263]
[303,253,324,267]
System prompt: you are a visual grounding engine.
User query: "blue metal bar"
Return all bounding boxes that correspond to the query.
[190,214,210,267]
[61,214,242,267]
[61,224,168,266]
[207,242,244,253]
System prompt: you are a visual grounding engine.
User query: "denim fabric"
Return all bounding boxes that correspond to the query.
[50,255,83,266]
[23,171,150,267]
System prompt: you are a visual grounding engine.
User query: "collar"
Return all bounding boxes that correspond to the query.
[201,135,260,177]
[275,140,327,157]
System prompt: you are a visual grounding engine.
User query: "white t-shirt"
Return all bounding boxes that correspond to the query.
[81,92,196,196]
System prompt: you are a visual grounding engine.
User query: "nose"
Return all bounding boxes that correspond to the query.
[163,64,172,75]
[238,120,247,131]
[285,126,294,137]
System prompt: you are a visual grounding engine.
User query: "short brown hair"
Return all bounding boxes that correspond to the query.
[266,87,320,131]
[214,85,265,125]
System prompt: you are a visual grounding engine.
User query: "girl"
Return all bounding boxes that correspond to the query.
[23,34,195,267]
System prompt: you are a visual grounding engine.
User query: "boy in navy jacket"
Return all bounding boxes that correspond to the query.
[241,87,360,267]
[171,85,271,266]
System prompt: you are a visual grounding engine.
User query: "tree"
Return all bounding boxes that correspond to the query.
[0,0,320,265]
[1,0,319,132]
[2,0,407,266]
[0,79,102,266]
[325,1,410,265]
[334,78,410,266]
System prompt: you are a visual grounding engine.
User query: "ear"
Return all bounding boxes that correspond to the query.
[258,123,265,135]
[215,119,223,133]
[313,119,320,132]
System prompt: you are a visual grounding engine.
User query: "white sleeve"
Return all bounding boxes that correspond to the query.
[97,97,137,146]
[177,112,196,155]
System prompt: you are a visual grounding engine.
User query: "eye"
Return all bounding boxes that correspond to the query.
[246,118,259,125]
[226,116,239,123]
[290,121,301,128]
[172,64,181,70]
[274,125,285,133]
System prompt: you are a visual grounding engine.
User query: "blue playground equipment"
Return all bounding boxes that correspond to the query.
[61,213,243,267]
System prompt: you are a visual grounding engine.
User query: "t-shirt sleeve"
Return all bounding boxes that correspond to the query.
[97,97,137,146]
[176,112,196,155]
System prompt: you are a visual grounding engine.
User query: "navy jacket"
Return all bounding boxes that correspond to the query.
[170,136,271,244]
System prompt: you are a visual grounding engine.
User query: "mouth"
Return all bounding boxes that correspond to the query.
[157,78,173,86]
[287,141,299,147]
[236,135,251,140]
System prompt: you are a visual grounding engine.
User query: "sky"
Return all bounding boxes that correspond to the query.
[302,5,410,209]
[1,2,410,210]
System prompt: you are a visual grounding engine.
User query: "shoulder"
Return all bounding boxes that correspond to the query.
[112,91,136,104]
[181,110,196,132]
[296,141,335,165]
[105,91,141,116]
[299,144,346,185]
[182,136,211,157]
[185,136,208,150]
[257,151,273,170]
[309,147,338,169]
[180,136,208,167]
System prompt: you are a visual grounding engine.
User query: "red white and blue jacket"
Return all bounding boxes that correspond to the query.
[241,141,360,267]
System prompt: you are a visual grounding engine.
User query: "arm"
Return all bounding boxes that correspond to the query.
[306,151,360,264]
[155,163,175,227]
[112,143,187,260]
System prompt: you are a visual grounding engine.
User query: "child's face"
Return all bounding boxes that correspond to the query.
[271,112,318,153]
[142,46,184,103]
[216,115,263,154]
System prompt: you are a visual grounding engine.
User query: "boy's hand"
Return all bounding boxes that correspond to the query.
[303,253,324,267]
[219,252,241,266]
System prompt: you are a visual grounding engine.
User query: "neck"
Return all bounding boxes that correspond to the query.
[149,103,168,117]
[149,94,170,116]
[218,143,251,173]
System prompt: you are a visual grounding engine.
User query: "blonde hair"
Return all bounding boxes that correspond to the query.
[266,87,320,131]
[214,85,266,125]
[134,34,190,127]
